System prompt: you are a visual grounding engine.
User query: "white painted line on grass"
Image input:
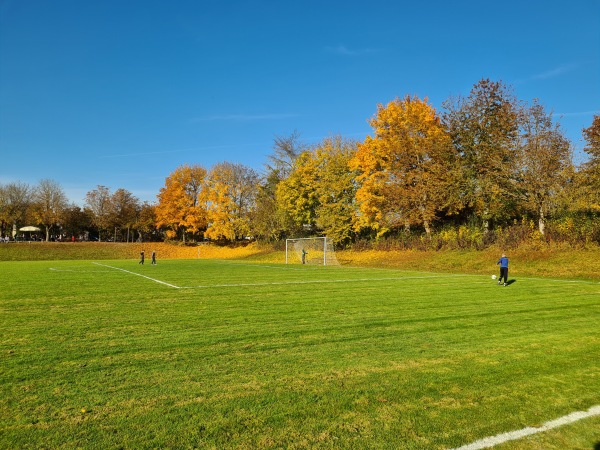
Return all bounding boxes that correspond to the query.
[451,405,600,450]
[210,260,326,271]
[50,267,113,272]
[180,275,467,289]
[92,262,180,289]
[520,276,600,285]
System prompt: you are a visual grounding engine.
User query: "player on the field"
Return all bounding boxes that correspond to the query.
[496,253,508,286]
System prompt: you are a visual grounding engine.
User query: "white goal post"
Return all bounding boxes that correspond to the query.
[285,237,339,266]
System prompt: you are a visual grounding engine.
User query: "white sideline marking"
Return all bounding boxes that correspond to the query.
[210,261,327,271]
[50,267,113,273]
[451,405,600,450]
[92,262,180,289]
[520,276,600,285]
[181,275,466,289]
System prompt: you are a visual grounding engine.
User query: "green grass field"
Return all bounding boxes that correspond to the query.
[1,259,599,449]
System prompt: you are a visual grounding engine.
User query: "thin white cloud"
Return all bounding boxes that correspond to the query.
[556,110,600,117]
[325,45,381,56]
[531,63,579,80]
[190,113,298,122]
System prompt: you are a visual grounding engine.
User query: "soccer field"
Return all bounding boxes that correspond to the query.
[1,259,599,449]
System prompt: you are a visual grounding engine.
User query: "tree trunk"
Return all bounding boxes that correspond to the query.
[538,207,545,235]
[45,226,50,242]
[483,206,490,233]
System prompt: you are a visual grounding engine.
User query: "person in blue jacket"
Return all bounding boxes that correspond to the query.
[497,253,509,286]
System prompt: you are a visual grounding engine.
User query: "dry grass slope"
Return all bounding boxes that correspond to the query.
[0,241,267,262]
[335,246,600,280]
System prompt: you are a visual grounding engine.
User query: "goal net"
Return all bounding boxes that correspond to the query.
[285,237,340,266]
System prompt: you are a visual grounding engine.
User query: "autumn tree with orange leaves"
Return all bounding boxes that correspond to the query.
[5,79,600,248]
[351,95,458,237]
[155,164,208,242]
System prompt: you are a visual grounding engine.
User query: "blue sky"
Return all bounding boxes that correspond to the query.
[1,0,599,205]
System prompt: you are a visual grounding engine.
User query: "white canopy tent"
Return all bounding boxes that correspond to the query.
[19,226,41,232]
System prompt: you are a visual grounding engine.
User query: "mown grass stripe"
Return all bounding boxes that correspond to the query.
[179,274,471,289]
[3,259,598,449]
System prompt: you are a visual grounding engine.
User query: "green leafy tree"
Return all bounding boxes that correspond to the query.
[518,100,573,235]
[111,188,140,242]
[579,114,600,211]
[61,205,93,240]
[249,171,286,242]
[85,186,113,241]
[135,202,159,242]
[0,182,32,239]
[443,79,521,231]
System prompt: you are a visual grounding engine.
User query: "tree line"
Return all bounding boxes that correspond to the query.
[1,79,599,248]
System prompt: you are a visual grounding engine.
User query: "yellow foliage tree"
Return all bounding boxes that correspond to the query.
[275,136,357,245]
[31,179,68,241]
[350,95,457,236]
[155,164,208,242]
[313,136,357,246]
[203,162,258,241]
[275,151,320,234]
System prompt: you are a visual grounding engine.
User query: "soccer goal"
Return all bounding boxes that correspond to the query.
[285,237,339,266]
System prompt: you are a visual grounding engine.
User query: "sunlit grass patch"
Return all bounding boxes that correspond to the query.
[0,241,267,261]
[1,259,598,449]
